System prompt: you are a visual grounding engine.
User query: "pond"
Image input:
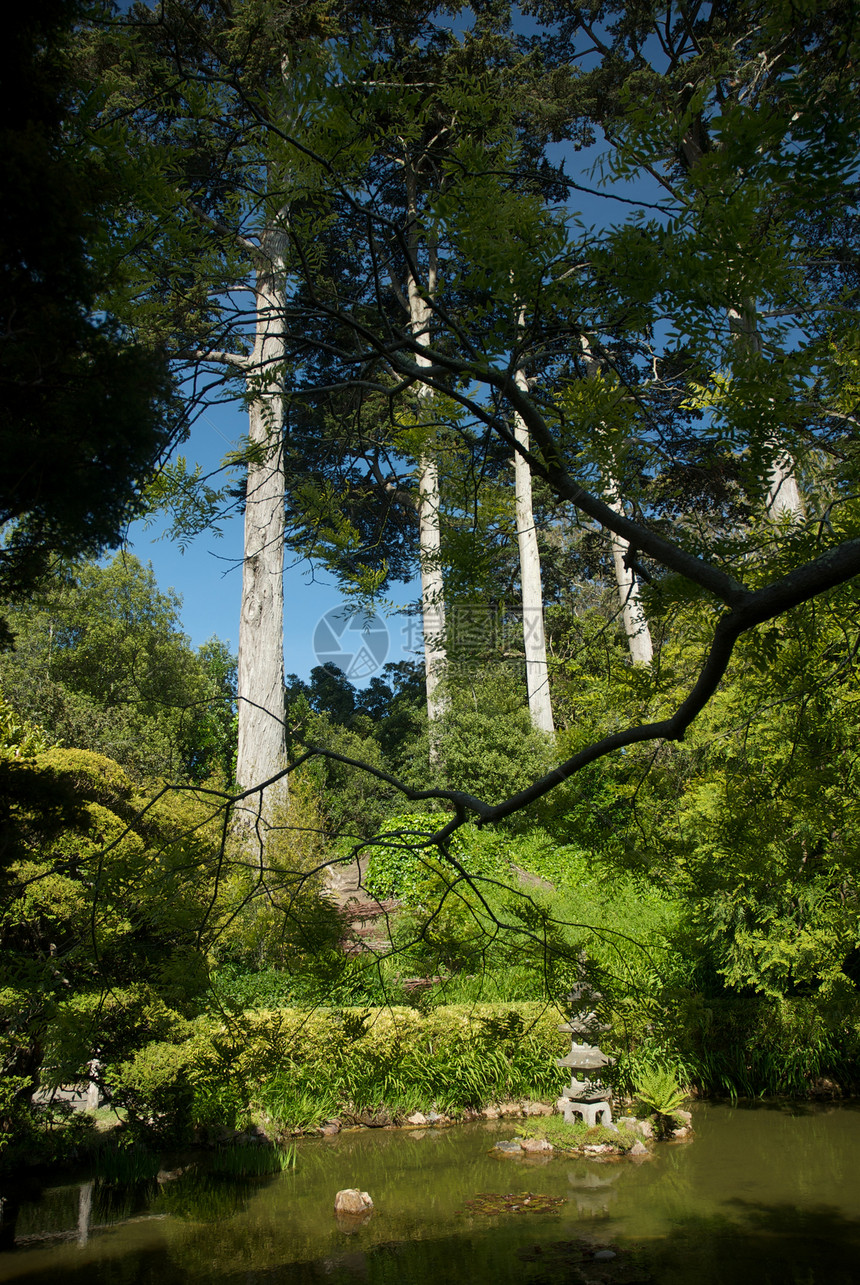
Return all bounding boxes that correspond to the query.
[3,1103,860,1285]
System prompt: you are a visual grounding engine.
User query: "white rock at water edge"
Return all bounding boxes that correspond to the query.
[334,1189,374,1214]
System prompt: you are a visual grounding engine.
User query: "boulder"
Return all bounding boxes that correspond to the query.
[482,1106,500,1119]
[523,1100,553,1117]
[520,1137,554,1154]
[406,1112,427,1126]
[498,1101,522,1117]
[493,1139,524,1154]
[334,1189,373,1215]
[629,1140,650,1157]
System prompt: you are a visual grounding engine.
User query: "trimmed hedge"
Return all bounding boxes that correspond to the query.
[108,1002,569,1139]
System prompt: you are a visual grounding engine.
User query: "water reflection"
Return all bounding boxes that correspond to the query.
[566,1164,618,1217]
[3,1106,860,1284]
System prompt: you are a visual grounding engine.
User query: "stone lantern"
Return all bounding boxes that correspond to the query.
[557,980,613,1127]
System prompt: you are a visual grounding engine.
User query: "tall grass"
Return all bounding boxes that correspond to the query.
[94,1145,163,1185]
[210,1142,296,1175]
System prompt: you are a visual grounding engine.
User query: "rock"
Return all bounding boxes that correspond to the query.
[629,1140,649,1157]
[520,1137,554,1154]
[498,1101,522,1117]
[406,1112,427,1126]
[493,1139,523,1153]
[634,1119,654,1140]
[674,1109,693,1124]
[426,1111,447,1124]
[334,1189,373,1215]
[356,1108,391,1128]
[555,1098,569,1115]
[672,1125,692,1140]
[482,1106,500,1119]
[593,1249,617,1261]
[583,1143,613,1154]
[319,1123,340,1136]
[523,1100,553,1116]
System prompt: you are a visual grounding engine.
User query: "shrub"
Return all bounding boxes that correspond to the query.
[109,1040,196,1145]
[363,815,504,904]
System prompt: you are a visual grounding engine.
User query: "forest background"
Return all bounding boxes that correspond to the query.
[2,0,860,1164]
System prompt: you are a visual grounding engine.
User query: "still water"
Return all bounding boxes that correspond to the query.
[3,1103,860,1284]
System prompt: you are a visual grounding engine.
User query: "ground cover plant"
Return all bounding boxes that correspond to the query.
[517,1116,640,1154]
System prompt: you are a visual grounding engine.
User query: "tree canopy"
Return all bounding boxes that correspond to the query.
[0,3,182,634]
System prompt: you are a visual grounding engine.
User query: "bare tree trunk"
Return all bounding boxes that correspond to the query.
[417,450,447,726]
[235,229,287,809]
[406,167,448,738]
[606,489,653,666]
[766,457,805,518]
[728,305,805,522]
[580,338,654,665]
[513,362,554,732]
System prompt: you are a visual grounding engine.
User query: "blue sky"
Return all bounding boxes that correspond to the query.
[125,398,421,684]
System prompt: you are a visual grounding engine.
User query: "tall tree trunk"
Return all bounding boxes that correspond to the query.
[417,448,447,727]
[581,338,654,665]
[512,361,554,732]
[766,458,805,519]
[606,490,653,666]
[406,167,448,738]
[235,228,287,809]
[727,305,805,522]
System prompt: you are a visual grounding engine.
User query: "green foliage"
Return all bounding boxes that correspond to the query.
[209,1142,296,1176]
[212,775,342,979]
[0,690,56,760]
[0,556,237,783]
[633,1062,688,1123]
[0,732,226,1154]
[94,1144,164,1186]
[285,662,427,838]
[0,1,179,630]
[519,1114,638,1152]
[363,814,486,903]
[121,1003,567,1136]
[109,1040,196,1145]
[647,992,860,1100]
[437,669,556,807]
